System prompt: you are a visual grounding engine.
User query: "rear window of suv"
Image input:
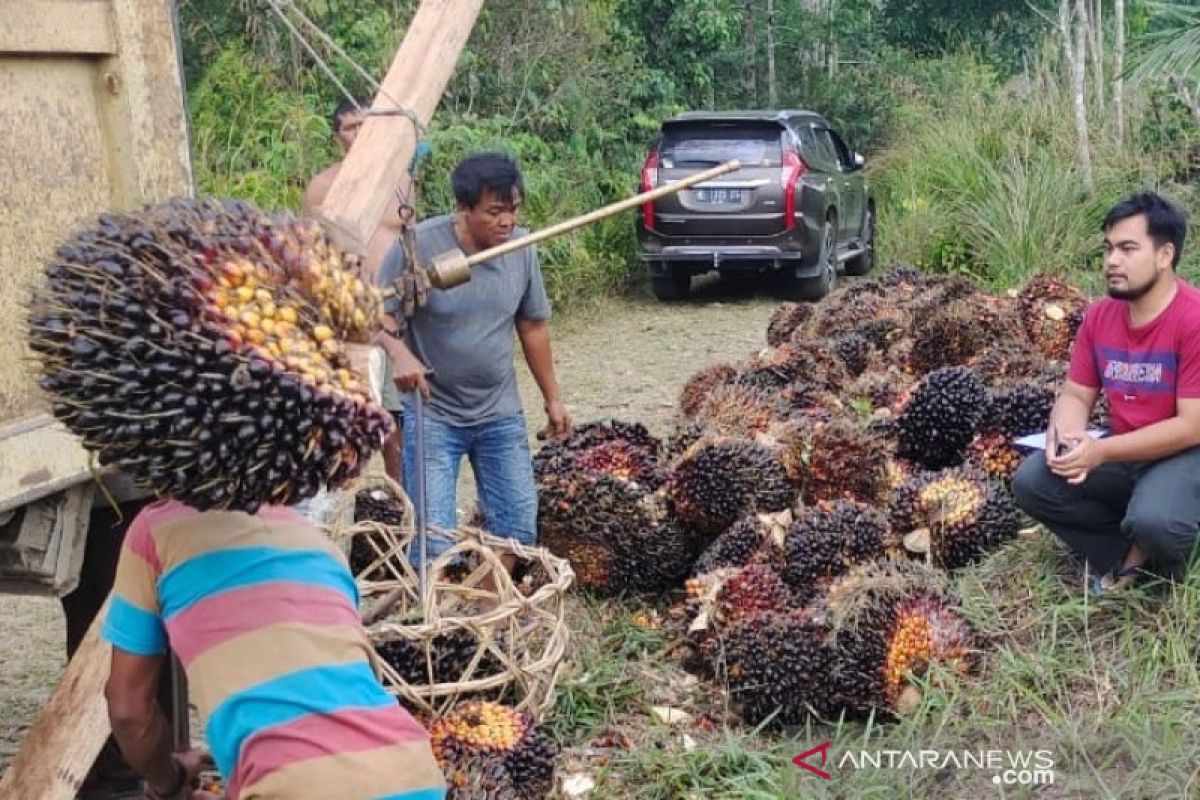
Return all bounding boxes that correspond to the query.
[660,121,783,168]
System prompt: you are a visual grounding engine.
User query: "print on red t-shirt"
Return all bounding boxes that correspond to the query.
[1067,279,1200,434]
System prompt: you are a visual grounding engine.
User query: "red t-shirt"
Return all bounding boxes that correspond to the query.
[1068,279,1200,434]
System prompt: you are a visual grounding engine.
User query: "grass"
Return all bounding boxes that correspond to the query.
[546,532,1200,798]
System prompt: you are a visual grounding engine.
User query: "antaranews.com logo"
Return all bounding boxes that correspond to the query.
[794,742,1055,788]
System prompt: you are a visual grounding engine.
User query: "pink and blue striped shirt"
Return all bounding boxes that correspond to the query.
[102,499,445,800]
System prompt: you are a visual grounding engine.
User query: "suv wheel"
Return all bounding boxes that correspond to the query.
[844,207,875,276]
[651,266,691,302]
[786,220,837,301]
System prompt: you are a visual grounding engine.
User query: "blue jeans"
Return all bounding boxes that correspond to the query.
[401,410,537,564]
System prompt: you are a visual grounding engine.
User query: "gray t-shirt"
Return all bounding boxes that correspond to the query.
[376,214,551,426]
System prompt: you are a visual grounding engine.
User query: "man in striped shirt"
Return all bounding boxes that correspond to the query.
[102,499,445,800]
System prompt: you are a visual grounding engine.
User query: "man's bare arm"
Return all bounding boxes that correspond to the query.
[105,649,180,796]
[1097,397,1200,462]
[301,164,338,219]
[1048,379,1099,450]
[516,318,571,436]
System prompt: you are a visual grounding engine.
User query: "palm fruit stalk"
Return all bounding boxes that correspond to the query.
[429,701,558,800]
[889,467,1022,569]
[663,436,796,537]
[27,197,391,512]
[896,366,987,470]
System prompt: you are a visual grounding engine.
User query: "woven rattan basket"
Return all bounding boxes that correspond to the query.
[331,478,574,719]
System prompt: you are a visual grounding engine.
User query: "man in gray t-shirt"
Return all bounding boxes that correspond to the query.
[374,152,571,568]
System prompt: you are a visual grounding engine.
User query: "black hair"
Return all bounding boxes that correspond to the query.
[331,98,366,134]
[1103,192,1187,269]
[451,152,524,209]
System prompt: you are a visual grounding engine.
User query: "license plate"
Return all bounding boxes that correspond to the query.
[694,187,744,204]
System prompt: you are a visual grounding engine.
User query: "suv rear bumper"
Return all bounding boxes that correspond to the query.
[642,245,805,263]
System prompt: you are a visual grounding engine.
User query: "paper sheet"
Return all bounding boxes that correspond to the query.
[1013,429,1108,450]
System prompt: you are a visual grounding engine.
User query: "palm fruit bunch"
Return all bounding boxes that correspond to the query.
[538,469,695,594]
[375,630,500,688]
[985,382,1056,438]
[896,366,987,470]
[846,368,914,419]
[778,380,843,423]
[765,302,813,347]
[679,362,738,417]
[715,608,889,724]
[782,501,895,603]
[532,420,662,488]
[663,436,796,536]
[967,341,1051,386]
[801,416,896,506]
[883,595,974,705]
[428,701,558,800]
[889,467,1021,569]
[828,331,877,377]
[967,432,1024,483]
[904,275,980,330]
[715,609,837,724]
[692,512,788,575]
[692,382,786,439]
[27,197,391,512]
[909,294,1027,374]
[349,487,408,579]
[742,340,850,394]
[1017,274,1088,360]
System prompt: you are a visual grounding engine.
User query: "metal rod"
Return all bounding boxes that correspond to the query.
[413,388,429,617]
[461,159,742,268]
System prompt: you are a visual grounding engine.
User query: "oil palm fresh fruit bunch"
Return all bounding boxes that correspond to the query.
[889,467,1021,569]
[1016,274,1088,361]
[429,701,557,800]
[27,197,392,512]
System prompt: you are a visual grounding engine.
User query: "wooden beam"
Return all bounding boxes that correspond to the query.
[0,599,113,800]
[0,2,116,55]
[315,0,485,253]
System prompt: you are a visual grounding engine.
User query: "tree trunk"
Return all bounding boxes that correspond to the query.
[1072,0,1094,191]
[1090,0,1105,112]
[742,0,758,107]
[766,0,778,106]
[1115,0,1125,140]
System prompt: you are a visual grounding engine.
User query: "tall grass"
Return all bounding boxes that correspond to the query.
[872,60,1200,291]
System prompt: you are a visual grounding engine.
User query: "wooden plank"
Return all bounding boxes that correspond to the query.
[0,599,113,800]
[315,0,485,253]
[0,2,116,55]
[0,417,93,514]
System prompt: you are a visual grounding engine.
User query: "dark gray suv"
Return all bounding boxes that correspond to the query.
[636,110,874,301]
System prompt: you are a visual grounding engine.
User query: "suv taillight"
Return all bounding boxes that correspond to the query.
[641,150,660,230]
[781,151,806,230]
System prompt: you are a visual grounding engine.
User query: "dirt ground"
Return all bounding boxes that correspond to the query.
[0,276,780,772]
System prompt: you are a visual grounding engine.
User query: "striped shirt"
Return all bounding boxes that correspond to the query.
[102,499,445,800]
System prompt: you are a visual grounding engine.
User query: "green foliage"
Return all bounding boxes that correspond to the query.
[872,54,1200,289]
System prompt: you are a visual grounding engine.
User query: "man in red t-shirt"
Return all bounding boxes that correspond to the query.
[1013,192,1200,592]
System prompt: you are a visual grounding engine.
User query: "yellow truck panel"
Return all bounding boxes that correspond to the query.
[0,0,192,514]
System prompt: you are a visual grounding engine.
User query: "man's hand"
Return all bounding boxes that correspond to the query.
[542,398,572,439]
[1048,432,1105,485]
[378,329,430,400]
